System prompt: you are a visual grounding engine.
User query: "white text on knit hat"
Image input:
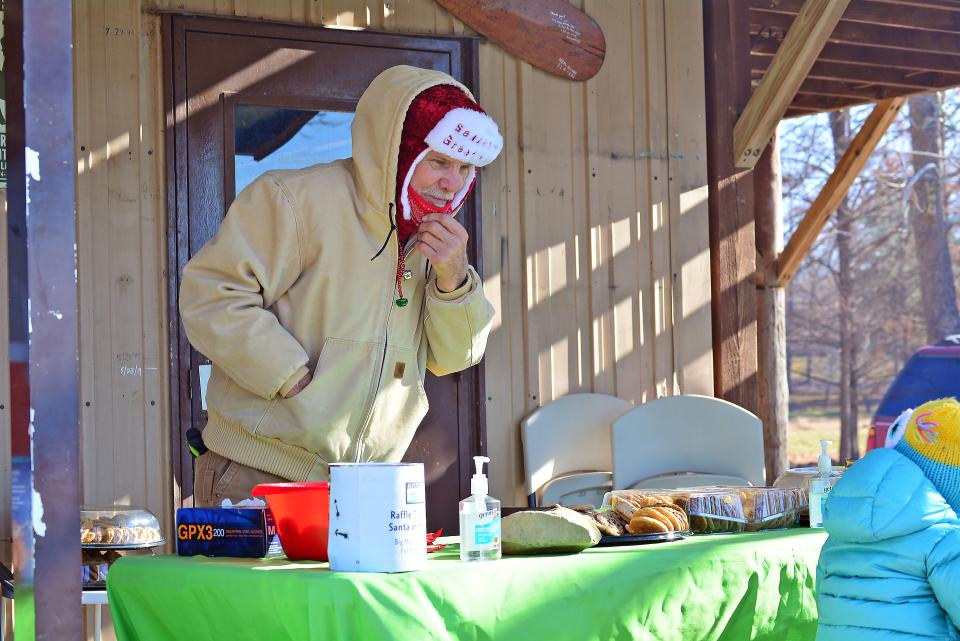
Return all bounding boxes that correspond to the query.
[424,108,504,168]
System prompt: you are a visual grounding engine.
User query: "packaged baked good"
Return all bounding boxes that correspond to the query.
[603,489,739,534]
[773,466,844,493]
[774,467,843,518]
[82,548,155,589]
[735,487,807,531]
[81,507,164,549]
[568,505,629,537]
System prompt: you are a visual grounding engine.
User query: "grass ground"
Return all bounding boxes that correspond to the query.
[787,392,873,467]
[788,414,871,467]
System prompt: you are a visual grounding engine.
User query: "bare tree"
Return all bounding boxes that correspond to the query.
[829,110,859,462]
[908,93,960,343]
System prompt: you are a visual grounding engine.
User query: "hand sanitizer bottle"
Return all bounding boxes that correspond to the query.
[809,439,833,528]
[459,456,501,562]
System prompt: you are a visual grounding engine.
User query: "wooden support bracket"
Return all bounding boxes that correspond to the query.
[775,96,905,287]
[733,0,850,169]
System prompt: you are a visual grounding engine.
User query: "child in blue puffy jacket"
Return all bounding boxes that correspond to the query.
[816,397,960,641]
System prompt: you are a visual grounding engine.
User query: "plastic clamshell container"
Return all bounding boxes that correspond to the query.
[736,486,808,531]
[604,486,807,534]
[252,482,330,561]
[81,506,165,549]
[604,488,746,534]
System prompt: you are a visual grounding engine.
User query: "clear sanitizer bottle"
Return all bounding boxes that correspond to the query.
[459,456,501,562]
[809,439,833,529]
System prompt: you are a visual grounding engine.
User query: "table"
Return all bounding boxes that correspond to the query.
[108,529,826,641]
[81,590,109,641]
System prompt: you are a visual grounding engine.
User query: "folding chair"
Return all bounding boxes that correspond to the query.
[611,394,765,490]
[521,393,633,507]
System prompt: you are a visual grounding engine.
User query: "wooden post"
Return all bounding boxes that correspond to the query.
[755,134,789,485]
[8,0,83,638]
[704,0,759,416]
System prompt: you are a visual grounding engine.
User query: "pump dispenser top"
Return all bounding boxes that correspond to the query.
[471,456,490,496]
[460,455,501,562]
[817,440,832,478]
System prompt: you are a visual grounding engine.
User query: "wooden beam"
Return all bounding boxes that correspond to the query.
[752,54,960,91]
[752,37,960,75]
[788,94,875,114]
[792,78,903,101]
[870,0,960,11]
[751,9,960,55]
[751,0,960,35]
[734,0,850,169]
[775,97,905,286]
[784,107,824,118]
[704,0,760,414]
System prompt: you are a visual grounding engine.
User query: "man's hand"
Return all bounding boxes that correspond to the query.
[417,213,469,292]
[284,372,312,398]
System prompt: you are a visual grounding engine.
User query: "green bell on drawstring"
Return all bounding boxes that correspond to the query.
[396,298,408,307]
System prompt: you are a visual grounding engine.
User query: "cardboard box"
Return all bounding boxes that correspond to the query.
[176,507,282,557]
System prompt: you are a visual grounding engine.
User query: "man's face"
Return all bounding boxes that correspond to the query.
[409,151,473,207]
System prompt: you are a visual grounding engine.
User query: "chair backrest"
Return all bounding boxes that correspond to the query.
[521,393,633,499]
[539,471,613,507]
[611,394,765,489]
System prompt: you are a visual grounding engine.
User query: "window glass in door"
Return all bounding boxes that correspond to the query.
[234,106,355,195]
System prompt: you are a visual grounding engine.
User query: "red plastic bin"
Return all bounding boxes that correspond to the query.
[252,482,330,561]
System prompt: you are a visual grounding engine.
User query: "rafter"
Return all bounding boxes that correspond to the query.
[752,55,960,91]
[752,38,960,75]
[775,97,905,287]
[734,0,850,169]
[751,9,960,55]
[750,0,960,34]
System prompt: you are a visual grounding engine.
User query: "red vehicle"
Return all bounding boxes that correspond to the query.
[866,335,960,451]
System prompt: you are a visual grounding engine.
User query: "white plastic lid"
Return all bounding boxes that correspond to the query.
[471,456,490,496]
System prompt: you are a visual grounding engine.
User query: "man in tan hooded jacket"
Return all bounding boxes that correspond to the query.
[180,66,499,506]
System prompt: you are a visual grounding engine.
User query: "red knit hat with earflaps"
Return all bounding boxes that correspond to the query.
[395,84,503,239]
[389,83,502,308]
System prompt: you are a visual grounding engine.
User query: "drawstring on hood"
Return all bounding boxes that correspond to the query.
[370,203,397,262]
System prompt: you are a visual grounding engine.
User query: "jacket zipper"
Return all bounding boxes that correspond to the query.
[354,205,416,461]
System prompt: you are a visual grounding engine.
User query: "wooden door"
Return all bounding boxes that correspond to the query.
[164,15,485,531]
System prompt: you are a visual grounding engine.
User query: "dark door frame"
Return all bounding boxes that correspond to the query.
[162,14,487,523]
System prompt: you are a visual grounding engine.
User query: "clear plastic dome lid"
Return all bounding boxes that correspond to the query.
[81,506,164,548]
[773,466,845,491]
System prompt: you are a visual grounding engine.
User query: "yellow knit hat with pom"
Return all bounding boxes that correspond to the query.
[895,397,960,510]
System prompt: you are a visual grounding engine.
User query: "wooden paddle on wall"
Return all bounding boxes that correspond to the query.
[434,0,606,81]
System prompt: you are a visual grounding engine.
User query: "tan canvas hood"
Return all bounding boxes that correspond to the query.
[351,65,476,212]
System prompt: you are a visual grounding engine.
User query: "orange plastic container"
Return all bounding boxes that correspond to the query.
[252,482,330,561]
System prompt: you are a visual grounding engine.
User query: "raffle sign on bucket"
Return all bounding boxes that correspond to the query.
[328,463,427,573]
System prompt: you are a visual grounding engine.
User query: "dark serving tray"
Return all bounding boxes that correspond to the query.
[82,539,166,550]
[596,531,690,546]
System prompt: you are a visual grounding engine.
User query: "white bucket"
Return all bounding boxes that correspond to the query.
[327,462,427,573]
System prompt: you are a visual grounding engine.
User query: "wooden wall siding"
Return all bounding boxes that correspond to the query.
[22,15,713,631]
[74,0,170,520]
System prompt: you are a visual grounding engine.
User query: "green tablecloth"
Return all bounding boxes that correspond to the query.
[108,529,826,641]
